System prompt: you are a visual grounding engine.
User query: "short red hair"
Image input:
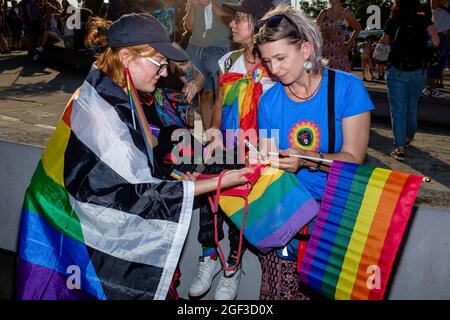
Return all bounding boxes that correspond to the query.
[95,44,157,88]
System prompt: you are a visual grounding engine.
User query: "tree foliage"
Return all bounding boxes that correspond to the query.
[298,0,394,29]
[81,0,104,15]
[298,0,328,19]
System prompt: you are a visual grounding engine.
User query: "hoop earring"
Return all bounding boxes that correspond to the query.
[304,60,313,73]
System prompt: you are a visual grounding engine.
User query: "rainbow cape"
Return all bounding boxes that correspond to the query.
[220,72,263,133]
[17,68,195,300]
[299,161,423,300]
[219,167,319,253]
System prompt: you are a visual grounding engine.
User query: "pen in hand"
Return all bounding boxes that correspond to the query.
[244,139,268,161]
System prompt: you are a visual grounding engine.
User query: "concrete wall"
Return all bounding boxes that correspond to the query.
[1,141,449,299]
[370,90,450,126]
[177,205,450,300]
[385,206,450,299]
[0,141,43,252]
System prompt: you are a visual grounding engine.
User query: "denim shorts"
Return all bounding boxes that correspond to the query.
[186,43,229,93]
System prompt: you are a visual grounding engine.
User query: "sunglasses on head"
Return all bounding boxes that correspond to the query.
[255,14,303,40]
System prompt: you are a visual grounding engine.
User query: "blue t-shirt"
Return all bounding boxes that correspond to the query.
[258,67,375,200]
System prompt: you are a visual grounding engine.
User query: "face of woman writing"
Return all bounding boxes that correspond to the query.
[127,52,168,93]
[258,39,310,85]
[229,12,254,46]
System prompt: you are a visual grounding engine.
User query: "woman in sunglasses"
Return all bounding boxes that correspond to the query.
[16,13,252,301]
[254,6,374,300]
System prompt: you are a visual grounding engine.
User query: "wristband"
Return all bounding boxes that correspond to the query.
[308,152,324,172]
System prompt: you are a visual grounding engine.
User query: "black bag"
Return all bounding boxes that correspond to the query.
[390,17,429,71]
[427,45,442,67]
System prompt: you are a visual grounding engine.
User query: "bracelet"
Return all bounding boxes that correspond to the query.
[188,80,199,88]
[308,152,324,172]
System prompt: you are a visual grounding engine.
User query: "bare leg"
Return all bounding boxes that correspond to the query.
[37,31,59,50]
[438,73,444,88]
[39,32,49,48]
[26,34,33,53]
[0,34,10,52]
[35,34,43,48]
[199,90,214,130]
[368,60,373,81]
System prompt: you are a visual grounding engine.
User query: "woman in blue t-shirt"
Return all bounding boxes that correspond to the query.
[254,6,374,300]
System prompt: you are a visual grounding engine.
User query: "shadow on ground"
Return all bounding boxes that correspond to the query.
[368,126,450,189]
[0,53,86,97]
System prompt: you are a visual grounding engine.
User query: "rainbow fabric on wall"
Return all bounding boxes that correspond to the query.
[219,167,319,253]
[299,161,423,300]
[16,68,194,300]
[220,72,263,133]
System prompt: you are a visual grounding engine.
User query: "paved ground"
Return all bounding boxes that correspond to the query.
[0,51,81,146]
[1,50,449,208]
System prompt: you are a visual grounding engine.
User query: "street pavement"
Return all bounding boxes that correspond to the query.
[0,51,82,146]
[1,50,449,208]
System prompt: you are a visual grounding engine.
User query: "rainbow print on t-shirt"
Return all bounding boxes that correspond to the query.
[289,120,321,151]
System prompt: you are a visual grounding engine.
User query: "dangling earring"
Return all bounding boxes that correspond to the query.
[125,66,137,130]
[304,60,313,73]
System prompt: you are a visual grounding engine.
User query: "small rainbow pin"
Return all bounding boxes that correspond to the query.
[339,18,349,30]
[253,68,263,83]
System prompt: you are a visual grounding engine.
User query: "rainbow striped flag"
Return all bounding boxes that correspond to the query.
[17,68,194,300]
[220,72,263,133]
[299,161,423,300]
[219,167,319,253]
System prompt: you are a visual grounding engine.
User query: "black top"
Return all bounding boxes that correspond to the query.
[384,14,433,71]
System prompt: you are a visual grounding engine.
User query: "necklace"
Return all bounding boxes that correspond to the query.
[243,50,256,64]
[287,75,323,101]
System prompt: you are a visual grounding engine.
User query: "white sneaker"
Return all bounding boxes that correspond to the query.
[189,256,222,297]
[214,268,241,300]
[35,47,44,53]
[422,86,431,96]
[430,88,446,99]
[32,53,40,61]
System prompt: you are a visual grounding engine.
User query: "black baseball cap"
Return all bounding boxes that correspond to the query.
[107,13,188,62]
[223,0,275,20]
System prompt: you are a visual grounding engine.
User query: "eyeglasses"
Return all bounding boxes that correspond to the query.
[255,14,303,40]
[145,57,169,75]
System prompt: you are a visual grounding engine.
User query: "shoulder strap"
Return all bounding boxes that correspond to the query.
[224,49,244,74]
[327,69,336,154]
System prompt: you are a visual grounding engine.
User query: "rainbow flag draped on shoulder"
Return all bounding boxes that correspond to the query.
[17,67,195,300]
[220,72,263,133]
[299,161,423,300]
